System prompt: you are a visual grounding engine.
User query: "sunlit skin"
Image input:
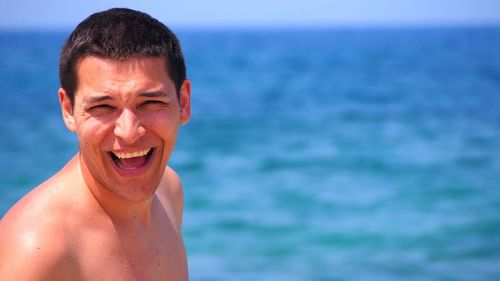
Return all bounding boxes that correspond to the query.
[63,56,190,218]
[0,56,191,280]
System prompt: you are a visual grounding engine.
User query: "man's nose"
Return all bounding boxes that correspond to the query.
[114,109,145,144]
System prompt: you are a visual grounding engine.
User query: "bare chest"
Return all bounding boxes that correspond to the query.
[75,224,188,281]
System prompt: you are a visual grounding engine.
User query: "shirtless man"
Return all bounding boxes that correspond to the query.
[0,8,191,280]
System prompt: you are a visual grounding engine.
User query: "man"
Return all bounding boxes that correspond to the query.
[0,8,191,280]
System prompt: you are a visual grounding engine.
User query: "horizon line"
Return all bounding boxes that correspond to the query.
[1,21,500,32]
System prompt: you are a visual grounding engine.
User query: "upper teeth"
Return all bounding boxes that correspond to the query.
[113,149,151,159]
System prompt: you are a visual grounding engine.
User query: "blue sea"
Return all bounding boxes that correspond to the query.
[1,27,500,280]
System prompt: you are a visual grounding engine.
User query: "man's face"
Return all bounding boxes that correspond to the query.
[59,56,191,202]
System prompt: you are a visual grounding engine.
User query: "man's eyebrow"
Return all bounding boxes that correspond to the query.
[139,91,168,98]
[85,95,113,104]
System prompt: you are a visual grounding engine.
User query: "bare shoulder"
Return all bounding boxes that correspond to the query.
[158,166,184,200]
[156,166,185,231]
[0,183,78,280]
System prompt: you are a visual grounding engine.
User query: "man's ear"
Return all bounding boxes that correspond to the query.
[179,80,191,125]
[58,88,76,132]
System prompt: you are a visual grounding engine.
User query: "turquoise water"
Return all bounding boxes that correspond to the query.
[1,27,500,280]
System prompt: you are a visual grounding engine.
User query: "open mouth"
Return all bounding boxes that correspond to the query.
[109,148,154,171]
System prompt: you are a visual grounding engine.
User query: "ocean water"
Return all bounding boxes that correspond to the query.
[1,27,500,280]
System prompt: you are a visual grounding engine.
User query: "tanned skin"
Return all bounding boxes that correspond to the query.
[0,56,191,281]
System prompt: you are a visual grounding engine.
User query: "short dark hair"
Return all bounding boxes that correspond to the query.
[59,8,186,106]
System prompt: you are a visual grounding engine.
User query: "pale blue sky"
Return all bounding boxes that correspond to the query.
[1,0,499,29]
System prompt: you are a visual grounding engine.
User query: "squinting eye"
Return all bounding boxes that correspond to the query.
[142,100,165,107]
[93,104,113,109]
[88,104,115,113]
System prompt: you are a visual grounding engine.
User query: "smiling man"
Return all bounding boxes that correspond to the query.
[0,8,191,280]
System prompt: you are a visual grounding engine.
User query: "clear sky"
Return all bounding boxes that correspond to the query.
[1,0,499,29]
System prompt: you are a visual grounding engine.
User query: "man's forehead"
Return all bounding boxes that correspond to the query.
[75,56,172,87]
[76,55,168,71]
[73,56,175,104]
[83,91,168,102]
